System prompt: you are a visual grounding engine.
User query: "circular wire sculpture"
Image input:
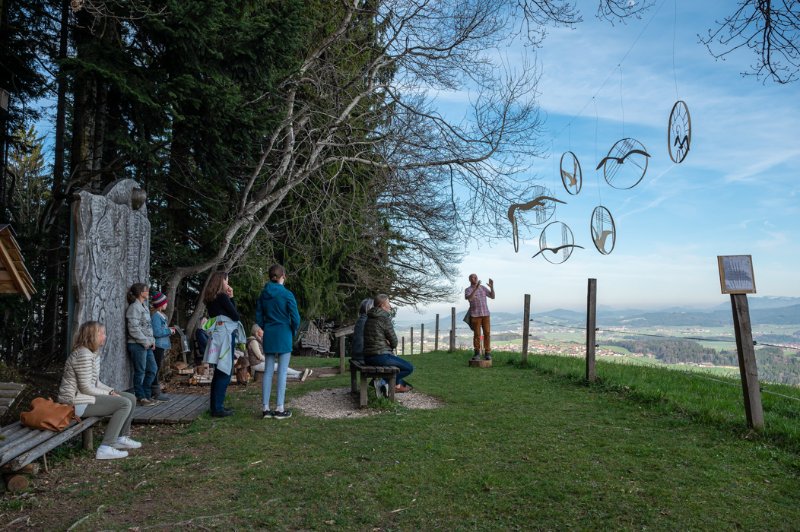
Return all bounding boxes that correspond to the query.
[668,100,691,163]
[596,138,651,189]
[532,221,583,264]
[560,151,582,195]
[590,205,616,255]
[507,186,564,252]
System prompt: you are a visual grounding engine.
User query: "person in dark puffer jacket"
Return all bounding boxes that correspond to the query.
[362,294,413,396]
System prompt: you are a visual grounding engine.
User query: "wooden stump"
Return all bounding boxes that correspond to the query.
[4,474,29,492]
[468,359,492,368]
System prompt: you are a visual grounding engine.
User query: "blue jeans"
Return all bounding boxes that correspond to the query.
[365,353,414,386]
[210,367,231,414]
[262,352,291,411]
[128,343,157,399]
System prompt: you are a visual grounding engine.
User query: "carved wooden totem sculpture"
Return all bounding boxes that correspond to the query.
[71,179,150,391]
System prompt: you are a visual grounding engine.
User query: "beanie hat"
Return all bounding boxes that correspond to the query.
[152,292,167,308]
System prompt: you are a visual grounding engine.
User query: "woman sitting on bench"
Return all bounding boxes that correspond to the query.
[58,321,141,460]
[247,325,312,382]
[363,294,414,396]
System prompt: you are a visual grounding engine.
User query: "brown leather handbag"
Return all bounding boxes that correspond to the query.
[20,397,80,432]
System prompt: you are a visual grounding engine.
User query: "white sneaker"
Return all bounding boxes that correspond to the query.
[113,436,142,449]
[96,445,129,460]
[300,368,313,382]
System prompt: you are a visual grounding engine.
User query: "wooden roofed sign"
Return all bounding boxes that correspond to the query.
[0,225,35,301]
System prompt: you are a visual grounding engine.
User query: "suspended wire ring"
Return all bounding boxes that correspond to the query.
[668,100,691,163]
[590,205,616,255]
[596,138,650,189]
[560,151,583,195]
[532,221,583,264]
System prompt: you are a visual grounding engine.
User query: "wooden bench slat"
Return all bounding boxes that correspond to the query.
[0,429,58,466]
[8,417,100,471]
[0,421,29,438]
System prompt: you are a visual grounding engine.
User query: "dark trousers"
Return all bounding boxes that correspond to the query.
[153,347,165,375]
[364,353,414,386]
[209,367,231,414]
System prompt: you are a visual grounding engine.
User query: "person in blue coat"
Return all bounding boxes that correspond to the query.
[255,264,301,420]
[150,291,174,401]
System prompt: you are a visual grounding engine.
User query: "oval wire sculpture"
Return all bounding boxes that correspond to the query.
[507,186,564,252]
[560,151,582,195]
[668,100,691,164]
[590,205,616,255]
[532,221,583,264]
[596,137,650,189]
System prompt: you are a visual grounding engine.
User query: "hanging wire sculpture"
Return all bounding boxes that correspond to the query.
[590,205,616,255]
[668,100,691,163]
[560,151,583,195]
[507,186,565,252]
[596,138,651,189]
[532,221,583,264]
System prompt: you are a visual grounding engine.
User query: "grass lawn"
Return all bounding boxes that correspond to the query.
[2,351,800,530]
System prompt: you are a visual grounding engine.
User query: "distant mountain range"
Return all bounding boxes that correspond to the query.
[395,297,800,330]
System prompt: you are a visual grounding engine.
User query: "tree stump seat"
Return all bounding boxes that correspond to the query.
[349,359,399,408]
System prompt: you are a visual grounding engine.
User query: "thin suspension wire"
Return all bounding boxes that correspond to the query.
[593,98,603,206]
[672,0,680,99]
[619,63,625,137]
[551,0,669,143]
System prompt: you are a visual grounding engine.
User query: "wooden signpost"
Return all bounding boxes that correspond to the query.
[718,255,763,430]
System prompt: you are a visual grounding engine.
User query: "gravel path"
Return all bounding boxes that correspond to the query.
[292,386,444,419]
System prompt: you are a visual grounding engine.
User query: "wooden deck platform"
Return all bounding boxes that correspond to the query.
[132,393,209,424]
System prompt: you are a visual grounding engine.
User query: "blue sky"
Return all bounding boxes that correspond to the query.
[397,0,800,322]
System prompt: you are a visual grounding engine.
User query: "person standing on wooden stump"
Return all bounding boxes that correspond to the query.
[59,321,141,460]
[363,294,414,395]
[126,283,159,406]
[255,264,301,420]
[465,273,495,361]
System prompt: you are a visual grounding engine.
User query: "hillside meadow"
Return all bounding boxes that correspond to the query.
[1,351,799,530]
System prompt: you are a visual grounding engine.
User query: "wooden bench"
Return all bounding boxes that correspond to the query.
[349,359,399,407]
[0,417,100,472]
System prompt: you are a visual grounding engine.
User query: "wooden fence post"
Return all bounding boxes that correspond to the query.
[522,294,531,364]
[410,327,414,355]
[586,278,597,382]
[420,324,424,354]
[434,314,439,352]
[339,335,346,374]
[731,294,764,430]
[449,307,456,352]
[401,336,405,355]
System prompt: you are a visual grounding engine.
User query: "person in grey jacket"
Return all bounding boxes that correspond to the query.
[126,283,158,406]
[58,321,141,460]
[362,294,413,396]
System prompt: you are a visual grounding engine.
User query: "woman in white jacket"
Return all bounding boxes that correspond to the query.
[58,321,141,460]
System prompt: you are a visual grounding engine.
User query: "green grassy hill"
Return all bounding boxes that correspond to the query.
[3,351,800,529]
